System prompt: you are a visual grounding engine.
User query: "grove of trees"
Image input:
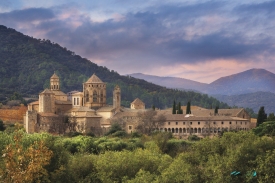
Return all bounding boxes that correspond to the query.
[0,125,275,182]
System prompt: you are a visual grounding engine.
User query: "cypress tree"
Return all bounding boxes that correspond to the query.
[177,102,183,114]
[214,106,219,115]
[172,100,176,114]
[257,106,267,127]
[186,101,191,114]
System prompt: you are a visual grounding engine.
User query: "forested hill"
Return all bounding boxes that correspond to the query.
[0,25,229,109]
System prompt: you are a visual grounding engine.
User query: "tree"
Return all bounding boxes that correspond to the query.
[105,123,124,136]
[0,119,5,131]
[257,106,267,127]
[214,106,219,115]
[177,102,183,114]
[186,101,191,114]
[267,113,275,121]
[137,110,166,134]
[253,121,275,137]
[172,100,176,114]
[0,131,53,183]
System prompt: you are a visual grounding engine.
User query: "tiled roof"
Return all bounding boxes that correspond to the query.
[165,114,248,121]
[38,112,58,117]
[40,89,53,94]
[51,90,67,96]
[30,101,39,105]
[50,73,59,79]
[55,100,72,105]
[191,108,244,117]
[85,74,103,83]
[67,106,95,112]
[97,106,116,112]
[131,98,144,105]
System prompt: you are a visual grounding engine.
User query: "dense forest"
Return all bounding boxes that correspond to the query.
[0,121,275,183]
[0,25,229,109]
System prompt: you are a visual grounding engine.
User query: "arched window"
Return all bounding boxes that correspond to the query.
[86,91,89,102]
[93,90,97,102]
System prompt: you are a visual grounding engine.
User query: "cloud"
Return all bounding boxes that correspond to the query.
[0,8,55,22]
[0,1,275,82]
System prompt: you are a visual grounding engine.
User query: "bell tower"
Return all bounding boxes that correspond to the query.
[50,72,60,91]
[113,85,121,109]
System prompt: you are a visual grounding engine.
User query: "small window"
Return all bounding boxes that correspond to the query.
[240,122,242,125]
[213,121,216,124]
[183,122,185,125]
[176,122,178,125]
[190,122,192,125]
[198,122,200,125]
[245,122,247,125]
[236,121,238,124]
[168,122,170,125]
[229,121,232,124]
[129,126,132,130]
[221,121,224,125]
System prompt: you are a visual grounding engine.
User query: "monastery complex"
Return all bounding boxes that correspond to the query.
[24,73,252,138]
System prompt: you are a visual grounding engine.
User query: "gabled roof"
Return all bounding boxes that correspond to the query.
[40,89,53,94]
[131,98,144,105]
[50,73,59,79]
[85,74,103,83]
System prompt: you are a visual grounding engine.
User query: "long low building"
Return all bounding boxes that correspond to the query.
[112,107,252,138]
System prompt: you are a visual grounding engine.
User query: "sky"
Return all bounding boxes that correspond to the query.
[0,0,275,83]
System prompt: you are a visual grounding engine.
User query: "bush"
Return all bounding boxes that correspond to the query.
[188,135,201,141]
[112,130,127,137]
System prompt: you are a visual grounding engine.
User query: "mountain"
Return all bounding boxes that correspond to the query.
[128,73,207,92]
[129,69,275,95]
[0,25,228,109]
[207,68,275,95]
[213,91,275,115]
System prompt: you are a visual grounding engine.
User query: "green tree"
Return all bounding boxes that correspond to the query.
[172,100,176,114]
[267,113,275,121]
[253,121,275,137]
[0,119,5,131]
[257,106,267,127]
[186,101,191,114]
[177,102,183,114]
[214,106,219,115]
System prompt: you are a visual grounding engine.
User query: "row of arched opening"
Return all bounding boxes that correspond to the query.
[156,127,249,134]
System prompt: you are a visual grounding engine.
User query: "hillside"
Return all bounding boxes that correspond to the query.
[207,69,275,95]
[0,25,228,109]
[128,73,207,92]
[213,91,275,115]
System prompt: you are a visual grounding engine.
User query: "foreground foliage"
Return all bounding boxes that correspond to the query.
[0,130,275,182]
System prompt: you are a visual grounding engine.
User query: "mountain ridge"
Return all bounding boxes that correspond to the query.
[0,24,229,109]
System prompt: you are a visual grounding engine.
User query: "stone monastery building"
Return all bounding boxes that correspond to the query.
[24,73,252,138]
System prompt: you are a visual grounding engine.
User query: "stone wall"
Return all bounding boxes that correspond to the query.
[0,105,27,123]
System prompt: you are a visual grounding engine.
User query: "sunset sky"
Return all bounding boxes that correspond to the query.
[0,0,274,83]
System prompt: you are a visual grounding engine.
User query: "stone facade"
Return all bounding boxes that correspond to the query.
[130,98,145,109]
[24,73,252,138]
[24,73,120,135]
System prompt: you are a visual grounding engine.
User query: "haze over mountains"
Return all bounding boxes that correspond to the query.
[129,69,275,114]
[130,69,275,95]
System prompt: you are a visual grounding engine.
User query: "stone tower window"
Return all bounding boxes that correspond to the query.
[93,91,97,102]
[86,91,89,102]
